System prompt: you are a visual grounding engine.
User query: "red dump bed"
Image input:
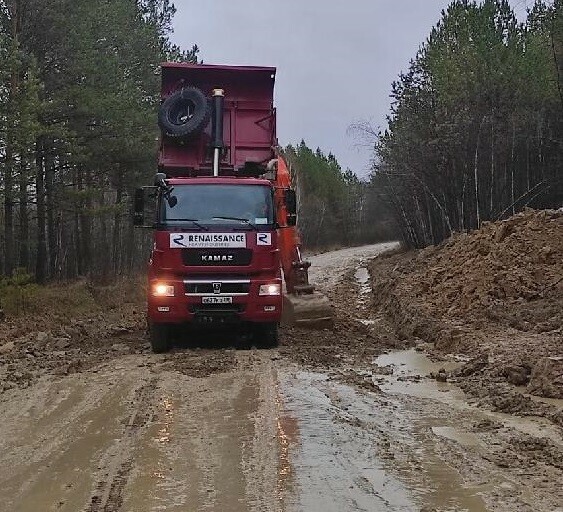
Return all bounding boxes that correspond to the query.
[158,63,277,175]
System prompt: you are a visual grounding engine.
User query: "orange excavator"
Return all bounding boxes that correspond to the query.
[134,62,332,351]
[273,156,333,328]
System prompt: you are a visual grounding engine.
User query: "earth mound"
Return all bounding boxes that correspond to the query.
[369,209,563,399]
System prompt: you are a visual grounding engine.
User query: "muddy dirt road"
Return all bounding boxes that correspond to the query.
[1,242,562,511]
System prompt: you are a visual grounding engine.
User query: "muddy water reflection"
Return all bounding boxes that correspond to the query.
[275,406,299,507]
[122,361,293,512]
[354,266,371,308]
[280,371,417,511]
[279,362,501,511]
[374,349,563,446]
[125,377,261,511]
[157,396,174,444]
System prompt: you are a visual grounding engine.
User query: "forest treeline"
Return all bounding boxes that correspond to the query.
[371,0,562,248]
[284,142,396,248]
[3,0,560,284]
[0,0,394,285]
[0,0,197,282]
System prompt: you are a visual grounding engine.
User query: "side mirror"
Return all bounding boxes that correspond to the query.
[154,172,176,207]
[285,189,297,227]
[154,172,167,185]
[133,186,157,227]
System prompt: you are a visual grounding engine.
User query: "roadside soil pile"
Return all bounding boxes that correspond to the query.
[0,279,148,393]
[369,209,563,414]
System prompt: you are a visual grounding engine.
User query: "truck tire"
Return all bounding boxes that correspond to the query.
[149,323,170,353]
[158,87,210,139]
[253,322,279,348]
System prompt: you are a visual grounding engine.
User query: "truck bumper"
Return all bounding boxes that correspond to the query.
[147,277,283,325]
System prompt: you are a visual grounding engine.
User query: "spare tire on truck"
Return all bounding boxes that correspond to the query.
[158,87,210,139]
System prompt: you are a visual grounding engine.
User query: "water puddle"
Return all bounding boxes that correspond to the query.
[280,369,491,511]
[282,349,563,511]
[515,386,563,410]
[373,349,563,447]
[275,408,299,508]
[123,395,184,511]
[373,348,465,402]
[280,371,416,511]
[376,348,460,375]
[431,426,482,448]
[354,265,371,308]
[354,266,370,293]
[124,368,292,512]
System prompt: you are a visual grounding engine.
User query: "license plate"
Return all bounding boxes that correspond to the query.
[202,296,233,304]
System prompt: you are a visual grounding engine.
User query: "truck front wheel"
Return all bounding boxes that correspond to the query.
[149,323,170,353]
[253,322,279,348]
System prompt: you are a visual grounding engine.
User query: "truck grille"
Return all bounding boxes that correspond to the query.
[184,280,250,296]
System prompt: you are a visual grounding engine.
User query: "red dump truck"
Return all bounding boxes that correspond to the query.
[134,63,331,352]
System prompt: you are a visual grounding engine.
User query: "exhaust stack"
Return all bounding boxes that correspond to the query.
[211,88,224,176]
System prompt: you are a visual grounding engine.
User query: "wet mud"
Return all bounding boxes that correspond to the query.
[0,241,562,511]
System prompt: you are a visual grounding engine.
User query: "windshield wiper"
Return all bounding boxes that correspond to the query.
[212,216,258,231]
[165,218,209,231]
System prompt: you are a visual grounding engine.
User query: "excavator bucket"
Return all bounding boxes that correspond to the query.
[281,291,334,329]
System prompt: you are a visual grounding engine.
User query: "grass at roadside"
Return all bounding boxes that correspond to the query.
[0,275,147,344]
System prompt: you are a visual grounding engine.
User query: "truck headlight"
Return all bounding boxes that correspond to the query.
[259,283,281,296]
[153,283,175,297]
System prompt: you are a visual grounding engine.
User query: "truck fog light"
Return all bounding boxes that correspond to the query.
[153,283,175,297]
[259,283,281,296]
[264,306,276,312]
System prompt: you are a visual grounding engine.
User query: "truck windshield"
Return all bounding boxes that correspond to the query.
[161,184,274,227]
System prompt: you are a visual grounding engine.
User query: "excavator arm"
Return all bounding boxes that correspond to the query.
[275,156,312,294]
[273,156,334,328]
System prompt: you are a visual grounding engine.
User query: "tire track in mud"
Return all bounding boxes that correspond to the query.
[86,377,159,512]
[294,246,563,511]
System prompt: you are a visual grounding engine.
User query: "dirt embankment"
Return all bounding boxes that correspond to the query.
[369,209,563,416]
[0,279,149,392]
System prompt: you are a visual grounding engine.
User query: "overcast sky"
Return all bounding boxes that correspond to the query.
[171,1,531,177]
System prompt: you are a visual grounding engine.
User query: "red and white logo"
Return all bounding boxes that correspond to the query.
[256,233,272,246]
